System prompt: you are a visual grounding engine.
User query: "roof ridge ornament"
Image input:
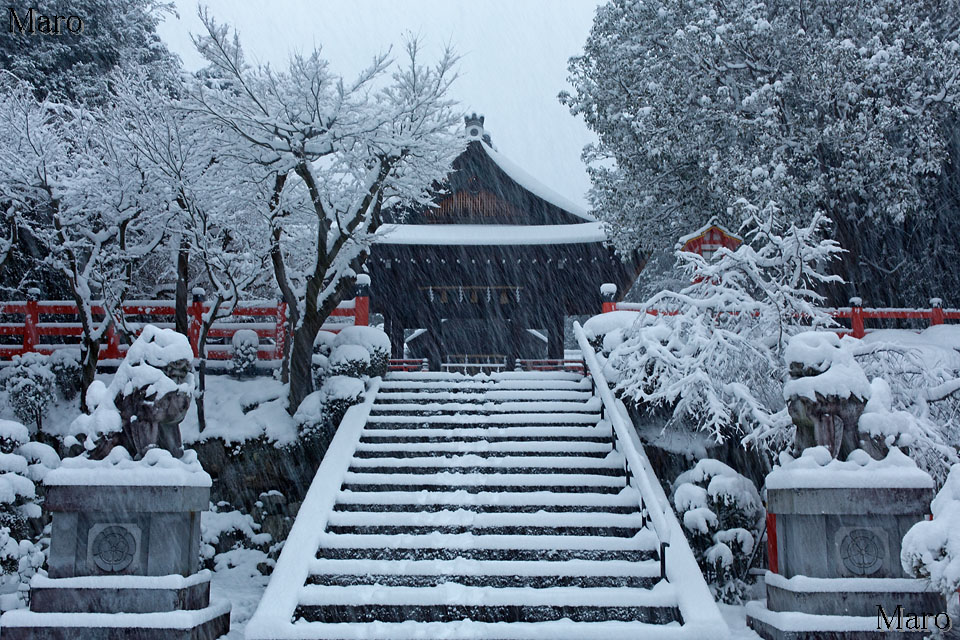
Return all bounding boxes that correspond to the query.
[465,112,492,145]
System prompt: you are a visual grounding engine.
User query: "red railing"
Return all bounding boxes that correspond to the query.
[516,358,585,374]
[388,358,429,372]
[0,295,369,362]
[608,293,956,339]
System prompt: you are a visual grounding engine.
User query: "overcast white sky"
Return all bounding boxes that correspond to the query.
[156,0,604,209]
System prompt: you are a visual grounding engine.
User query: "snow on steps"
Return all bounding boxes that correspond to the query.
[246,371,726,640]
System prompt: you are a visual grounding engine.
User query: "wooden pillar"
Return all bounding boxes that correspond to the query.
[507,319,523,370]
[386,315,404,360]
[425,310,442,371]
[548,314,564,361]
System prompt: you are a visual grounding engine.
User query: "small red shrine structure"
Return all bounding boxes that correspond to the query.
[677,220,742,259]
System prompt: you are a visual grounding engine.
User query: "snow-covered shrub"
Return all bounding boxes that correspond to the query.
[48,350,81,401]
[612,208,841,446]
[902,463,960,595]
[294,376,365,438]
[200,501,272,571]
[673,459,764,603]
[328,344,371,379]
[0,419,58,610]
[2,353,55,432]
[231,329,259,378]
[333,326,390,377]
[311,331,337,391]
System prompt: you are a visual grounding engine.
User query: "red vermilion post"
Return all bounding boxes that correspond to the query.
[931,298,945,327]
[601,283,617,314]
[23,288,40,354]
[355,274,371,326]
[103,319,122,360]
[766,512,778,574]
[188,289,204,357]
[849,297,865,339]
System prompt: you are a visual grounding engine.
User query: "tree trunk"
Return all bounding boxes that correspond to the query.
[78,338,101,413]
[287,320,320,414]
[197,356,207,433]
[175,234,189,336]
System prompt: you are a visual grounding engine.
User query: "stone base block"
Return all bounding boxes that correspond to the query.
[0,599,230,640]
[746,600,953,640]
[764,571,945,618]
[29,571,213,614]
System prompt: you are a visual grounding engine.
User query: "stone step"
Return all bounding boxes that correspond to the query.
[293,602,680,625]
[359,437,611,448]
[327,509,644,529]
[384,371,586,382]
[348,453,624,473]
[324,525,642,537]
[368,401,600,415]
[332,503,638,514]
[334,487,643,510]
[292,583,681,624]
[359,427,609,442]
[374,391,594,403]
[346,465,624,477]
[378,380,592,392]
[353,448,612,459]
[254,619,691,640]
[341,483,625,494]
[365,415,600,429]
[314,547,659,563]
[304,574,660,589]
[309,558,660,588]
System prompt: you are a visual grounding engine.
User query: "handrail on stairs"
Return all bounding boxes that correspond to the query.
[573,321,671,577]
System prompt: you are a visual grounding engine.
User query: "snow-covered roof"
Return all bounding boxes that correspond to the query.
[374,222,607,246]
[480,142,594,222]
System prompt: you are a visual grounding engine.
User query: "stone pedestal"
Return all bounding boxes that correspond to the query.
[746,451,947,639]
[0,454,230,639]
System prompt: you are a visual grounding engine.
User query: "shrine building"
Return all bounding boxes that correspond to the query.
[367,115,644,370]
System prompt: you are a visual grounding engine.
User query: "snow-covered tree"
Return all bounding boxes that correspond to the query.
[610,205,841,443]
[187,12,462,412]
[109,73,272,431]
[564,0,960,305]
[0,0,180,300]
[0,80,166,409]
[0,0,178,104]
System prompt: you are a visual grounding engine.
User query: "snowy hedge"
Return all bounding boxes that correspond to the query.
[901,463,960,595]
[672,458,764,603]
[231,329,260,378]
[294,376,365,439]
[1,353,55,432]
[0,419,59,610]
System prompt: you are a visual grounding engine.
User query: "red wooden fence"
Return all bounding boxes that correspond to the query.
[608,293,958,339]
[0,295,369,362]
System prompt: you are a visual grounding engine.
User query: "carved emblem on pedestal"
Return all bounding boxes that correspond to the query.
[88,523,141,573]
[836,527,886,577]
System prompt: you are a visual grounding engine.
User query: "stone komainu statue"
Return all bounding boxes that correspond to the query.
[784,331,888,461]
[786,359,868,460]
[90,326,195,460]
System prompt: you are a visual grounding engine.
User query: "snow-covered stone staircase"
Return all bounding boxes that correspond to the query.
[247,371,727,639]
